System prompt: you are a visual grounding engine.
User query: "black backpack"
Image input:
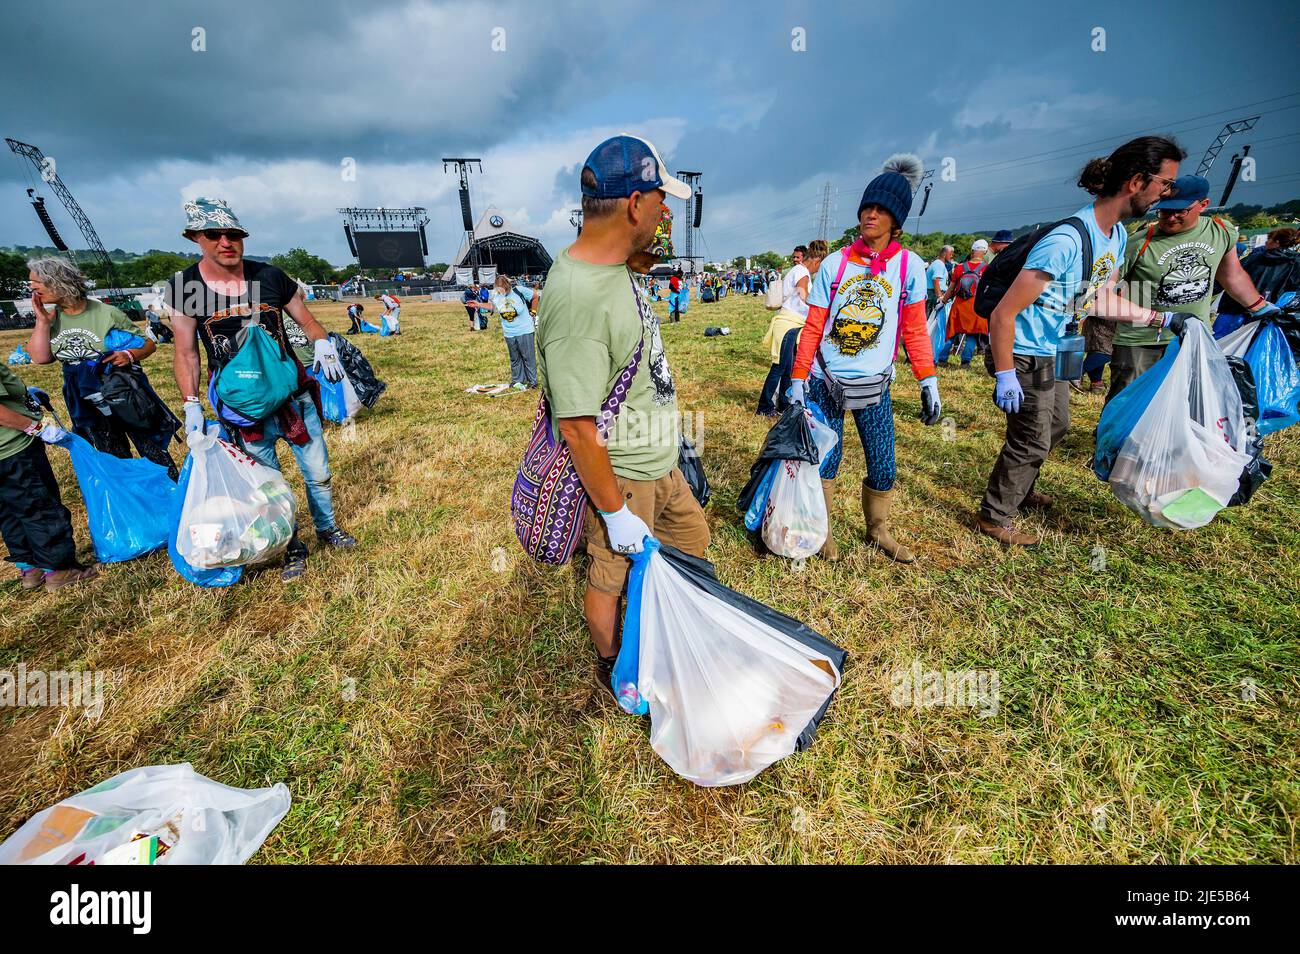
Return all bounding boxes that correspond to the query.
[97,363,164,432]
[974,217,1093,320]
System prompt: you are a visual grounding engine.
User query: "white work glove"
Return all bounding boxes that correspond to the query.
[39,423,68,444]
[183,398,205,435]
[313,338,345,383]
[787,379,806,406]
[599,505,651,555]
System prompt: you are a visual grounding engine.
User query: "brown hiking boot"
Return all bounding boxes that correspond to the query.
[977,518,1039,547]
[1020,490,1054,512]
[44,564,101,593]
[817,478,839,561]
[20,568,45,591]
[861,484,915,563]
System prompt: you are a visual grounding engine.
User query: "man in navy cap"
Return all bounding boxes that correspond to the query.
[988,229,1014,261]
[1108,173,1276,401]
[534,134,709,700]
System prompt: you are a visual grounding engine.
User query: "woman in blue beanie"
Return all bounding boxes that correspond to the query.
[787,155,941,563]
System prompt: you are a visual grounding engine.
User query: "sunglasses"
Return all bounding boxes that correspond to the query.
[201,229,245,242]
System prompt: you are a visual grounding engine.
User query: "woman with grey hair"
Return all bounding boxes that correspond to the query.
[25,257,179,478]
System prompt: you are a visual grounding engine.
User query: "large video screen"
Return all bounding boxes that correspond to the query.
[352,230,425,268]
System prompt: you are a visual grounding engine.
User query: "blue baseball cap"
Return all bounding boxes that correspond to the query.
[992,229,1014,244]
[1153,174,1210,210]
[581,134,691,201]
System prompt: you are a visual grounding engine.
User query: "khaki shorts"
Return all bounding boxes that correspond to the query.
[583,469,710,594]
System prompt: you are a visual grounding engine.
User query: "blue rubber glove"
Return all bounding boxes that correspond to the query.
[787,379,806,406]
[993,369,1023,414]
[1251,300,1280,317]
[39,423,68,444]
[918,375,941,425]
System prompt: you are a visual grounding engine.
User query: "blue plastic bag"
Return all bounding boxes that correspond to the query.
[167,422,243,588]
[57,433,176,563]
[743,460,779,531]
[103,329,146,353]
[611,537,659,715]
[928,303,949,363]
[1093,338,1181,481]
[358,320,380,334]
[1246,321,1300,435]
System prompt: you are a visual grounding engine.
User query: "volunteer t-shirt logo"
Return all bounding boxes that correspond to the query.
[1155,246,1213,306]
[829,273,890,357]
[50,329,103,362]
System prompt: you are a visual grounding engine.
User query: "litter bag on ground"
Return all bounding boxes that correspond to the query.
[57,433,176,563]
[761,411,838,558]
[175,430,297,569]
[735,402,822,518]
[677,435,710,507]
[612,539,847,787]
[1107,319,1253,529]
[0,763,290,865]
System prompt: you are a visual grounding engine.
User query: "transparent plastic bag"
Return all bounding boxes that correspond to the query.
[1109,319,1253,529]
[619,539,843,787]
[0,763,290,865]
[761,411,838,558]
[176,431,297,568]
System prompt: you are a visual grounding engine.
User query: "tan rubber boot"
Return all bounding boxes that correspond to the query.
[861,483,915,563]
[817,479,839,561]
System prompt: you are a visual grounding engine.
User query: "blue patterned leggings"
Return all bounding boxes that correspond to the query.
[807,375,896,490]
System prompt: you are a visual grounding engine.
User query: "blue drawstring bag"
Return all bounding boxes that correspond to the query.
[1245,322,1300,435]
[1093,338,1182,481]
[56,433,176,563]
[167,421,243,588]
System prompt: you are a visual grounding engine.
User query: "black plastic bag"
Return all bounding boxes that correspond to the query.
[678,435,710,507]
[1224,354,1272,507]
[329,331,387,409]
[658,543,848,752]
[735,404,818,515]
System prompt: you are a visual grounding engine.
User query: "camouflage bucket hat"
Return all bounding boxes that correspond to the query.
[182,197,249,239]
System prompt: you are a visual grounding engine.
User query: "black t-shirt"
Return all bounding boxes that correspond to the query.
[164,261,300,371]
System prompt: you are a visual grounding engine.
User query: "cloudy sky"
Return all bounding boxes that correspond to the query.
[4,0,1298,266]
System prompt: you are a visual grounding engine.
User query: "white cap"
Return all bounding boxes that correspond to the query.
[972,239,990,252]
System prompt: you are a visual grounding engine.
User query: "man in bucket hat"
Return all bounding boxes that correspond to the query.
[162,198,356,582]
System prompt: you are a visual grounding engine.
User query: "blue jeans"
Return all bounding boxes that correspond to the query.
[242,395,337,533]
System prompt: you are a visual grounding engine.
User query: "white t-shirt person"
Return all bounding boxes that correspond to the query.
[781,263,811,317]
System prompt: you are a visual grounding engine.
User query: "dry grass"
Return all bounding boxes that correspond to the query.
[1,291,1297,864]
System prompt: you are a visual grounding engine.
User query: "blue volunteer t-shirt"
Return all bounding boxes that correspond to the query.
[492,285,535,338]
[806,248,927,379]
[926,258,949,295]
[1014,203,1126,357]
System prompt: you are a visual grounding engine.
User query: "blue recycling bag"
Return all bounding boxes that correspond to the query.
[57,433,176,563]
[1246,321,1300,435]
[358,320,380,334]
[743,460,779,531]
[611,537,659,715]
[1093,337,1182,482]
[103,329,146,353]
[167,422,243,588]
[8,344,32,365]
[929,303,949,364]
[307,367,353,423]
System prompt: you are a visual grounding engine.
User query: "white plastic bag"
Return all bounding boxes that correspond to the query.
[1216,319,1260,358]
[636,548,842,787]
[177,431,297,568]
[1109,319,1252,529]
[0,763,290,865]
[761,411,839,558]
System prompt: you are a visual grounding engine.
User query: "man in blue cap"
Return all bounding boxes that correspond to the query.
[1108,173,1276,401]
[988,229,1014,262]
[534,134,709,699]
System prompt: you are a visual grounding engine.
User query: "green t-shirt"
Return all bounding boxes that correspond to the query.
[48,299,138,362]
[1114,216,1238,347]
[0,364,39,462]
[536,247,679,481]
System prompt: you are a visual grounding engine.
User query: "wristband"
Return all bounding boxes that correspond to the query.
[184,396,201,404]
[1246,296,1266,313]
[23,420,42,437]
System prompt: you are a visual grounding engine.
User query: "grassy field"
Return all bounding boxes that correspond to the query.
[1,291,1297,864]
